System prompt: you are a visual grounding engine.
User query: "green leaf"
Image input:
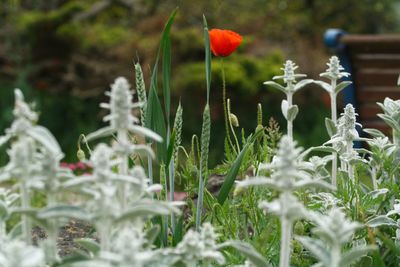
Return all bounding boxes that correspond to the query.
[203,15,211,104]
[340,245,376,267]
[335,81,352,95]
[217,132,261,205]
[221,240,270,267]
[145,225,161,247]
[145,9,178,163]
[325,117,337,137]
[172,216,183,246]
[74,238,100,255]
[161,8,178,124]
[367,215,398,228]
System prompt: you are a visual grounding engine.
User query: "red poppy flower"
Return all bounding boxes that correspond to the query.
[209,29,242,57]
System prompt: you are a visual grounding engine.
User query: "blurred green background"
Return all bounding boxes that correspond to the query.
[1,0,399,165]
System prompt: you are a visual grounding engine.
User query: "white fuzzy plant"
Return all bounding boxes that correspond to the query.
[0,84,247,267]
[296,208,375,267]
[264,60,313,141]
[325,104,364,182]
[237,135,333,267]
[314,56,352,186]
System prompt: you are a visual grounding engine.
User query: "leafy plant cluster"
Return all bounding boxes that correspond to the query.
[2,9,400,267]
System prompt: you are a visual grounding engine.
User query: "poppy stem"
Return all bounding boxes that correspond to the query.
[221,58,236,154]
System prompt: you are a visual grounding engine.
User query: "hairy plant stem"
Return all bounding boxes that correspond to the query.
[117,130,129,210]
[287,91,293,141]
[99,219,111,252]
[371,167,378,190]
[280,192,293,267]
[346,142,355,181]
[147,154,153,185]
[47,193,59,263]
[20,179,31,245]
[221,59,236,153]
[330,244,341,267]
[330,90,338,186]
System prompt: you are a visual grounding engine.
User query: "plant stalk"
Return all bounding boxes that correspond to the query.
[279,216,292,267]
[117,130,129,210]
[330,92,337,186]
[221,59,236,153]
[287,91,293,141]
[20,180,31,245]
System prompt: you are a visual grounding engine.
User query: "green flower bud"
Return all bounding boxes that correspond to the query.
[77,149,86,161]
[229,113,239,127]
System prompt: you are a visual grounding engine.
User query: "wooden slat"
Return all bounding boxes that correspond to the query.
[342,35,400,54]
[354,70,400,87]
[358,103,382,121]
[352,54,400,69]
[356,85,400,103]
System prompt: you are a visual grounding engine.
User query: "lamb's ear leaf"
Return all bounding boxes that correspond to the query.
[325,118,337,137]
[29,125,62,155]
[295,236,330,266]
[219,240,271,267]
[363,128,385,138]
[264,81,286,93]
[335,81,352,94]
[281,100,288,118]
[286,105,299,121]
[313,80,331,92]
[339,245,376,267]
[74,238,100,255]
[366,215,398,228]
[294,79,314,91]
[86,126,116,141]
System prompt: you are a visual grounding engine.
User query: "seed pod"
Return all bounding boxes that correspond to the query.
[229,113,239,127]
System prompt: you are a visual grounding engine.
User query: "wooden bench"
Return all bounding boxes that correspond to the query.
[324,29,400,135]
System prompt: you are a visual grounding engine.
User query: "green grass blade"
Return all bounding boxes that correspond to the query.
[203,15,211,104]
[217,132,261,205]
[162,31,172,124]
[145,8,178,163]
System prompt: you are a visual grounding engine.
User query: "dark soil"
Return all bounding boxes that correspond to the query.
[32,220,95,257]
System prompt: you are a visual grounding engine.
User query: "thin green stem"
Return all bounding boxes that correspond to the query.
[227,99,241,152]
[221,59,236,153]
